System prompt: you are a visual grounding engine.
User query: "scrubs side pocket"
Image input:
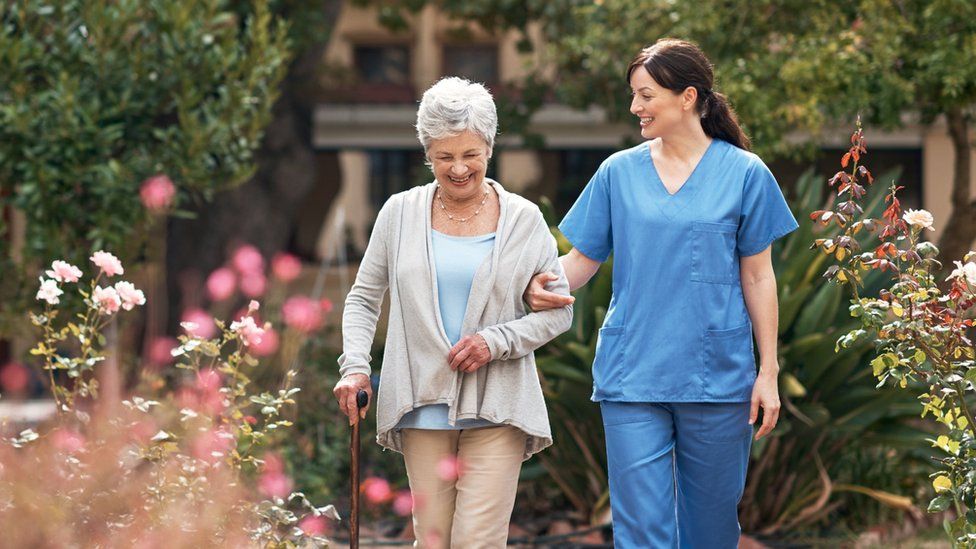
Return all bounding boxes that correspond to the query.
[593,326,626,396]
[690,221,737,284]
[703,323,755,402]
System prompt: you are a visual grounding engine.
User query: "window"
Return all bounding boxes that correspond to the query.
[550,149,616,216]
[352,45,413,102]
[368,150,429,211]
[442,45,499,87]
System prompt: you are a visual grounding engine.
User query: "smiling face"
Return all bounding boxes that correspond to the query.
[427,130,491,201]
[629,67,696,140]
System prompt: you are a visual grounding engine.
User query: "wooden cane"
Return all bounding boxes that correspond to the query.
[350,389,369,549]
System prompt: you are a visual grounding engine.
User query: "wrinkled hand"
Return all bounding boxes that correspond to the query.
[332,373,372,426]
[750,367,781,440]
[448,334,492,373]
[523,272,575,312]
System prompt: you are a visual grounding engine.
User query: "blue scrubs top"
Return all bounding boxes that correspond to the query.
[558,139,798,402]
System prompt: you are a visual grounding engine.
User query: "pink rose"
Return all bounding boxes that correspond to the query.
[114,281,146,310]
[195,368,222,393]
[262,452,285,474]
[45,260,82,283]
[271,253,302,282]
[90,251,124,277]
[282,296,323,333]
[128,418,158,444]
[181,308,217,339]
[298,515,328,536]
[393,490,414,517]
[240,271,267,298]
[251,326,279,357]
[148,336,177,366]
[92,285,121,314]
[436,456,462,482]
[230,316,265,346]
[206,267,237,301]
[362,477,393,504]
[190,428,234,465]
[258,471,293,499]
[51,429,86,454]
[139,174,176,212]
[231,245,264,275]
[0,362,30,394]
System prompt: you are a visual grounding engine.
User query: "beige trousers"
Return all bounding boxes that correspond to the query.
[400,426,525,549]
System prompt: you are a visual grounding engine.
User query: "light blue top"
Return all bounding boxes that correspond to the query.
[558,139,798,402]
[396,229,497,430]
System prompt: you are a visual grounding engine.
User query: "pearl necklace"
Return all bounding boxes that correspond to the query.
[436,184,490,223]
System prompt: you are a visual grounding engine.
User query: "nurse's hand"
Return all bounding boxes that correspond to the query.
[333,373,372,426]
[749,368,781,440]
[448,334,492,373]
[524,272,575,311]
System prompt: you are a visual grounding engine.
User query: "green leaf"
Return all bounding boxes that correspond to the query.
[928,495,951,513]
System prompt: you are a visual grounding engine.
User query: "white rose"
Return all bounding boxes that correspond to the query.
[902,209,935,231]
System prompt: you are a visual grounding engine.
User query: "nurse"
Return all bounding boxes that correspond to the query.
[525,38,798,547]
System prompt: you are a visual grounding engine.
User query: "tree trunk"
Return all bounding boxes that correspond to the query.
[936,109,975,266]
[164,3,342,332]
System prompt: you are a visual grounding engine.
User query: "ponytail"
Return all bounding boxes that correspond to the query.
[700,90,751,151]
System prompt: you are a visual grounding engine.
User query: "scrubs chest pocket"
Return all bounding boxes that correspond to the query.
[690,221,738,284]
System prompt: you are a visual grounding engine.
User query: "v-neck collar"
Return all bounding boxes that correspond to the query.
[424,179,507,348]
[642,138,718,220]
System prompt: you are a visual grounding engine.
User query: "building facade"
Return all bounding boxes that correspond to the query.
[309,2,974,263]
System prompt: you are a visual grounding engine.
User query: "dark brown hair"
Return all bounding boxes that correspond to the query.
[626,38,751,151]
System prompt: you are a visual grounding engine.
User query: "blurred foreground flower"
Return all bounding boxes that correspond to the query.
[272,253,302,282]
[139,174,176,213]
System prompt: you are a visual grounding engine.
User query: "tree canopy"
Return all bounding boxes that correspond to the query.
[362,0,976,257]
[0,0,289,264]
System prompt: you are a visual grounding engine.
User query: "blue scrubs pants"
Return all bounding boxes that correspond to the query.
[600,401,752,548]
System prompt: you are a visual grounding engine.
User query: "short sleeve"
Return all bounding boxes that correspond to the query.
[558,163,613,262]
[736,159,799,256]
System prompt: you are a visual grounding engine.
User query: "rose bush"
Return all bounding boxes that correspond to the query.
[1,253,338,547]
[811,123,976,545]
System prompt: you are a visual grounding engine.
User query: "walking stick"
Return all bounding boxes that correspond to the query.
[350,389,369,549]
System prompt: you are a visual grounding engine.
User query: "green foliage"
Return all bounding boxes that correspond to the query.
[0,0,289,280]
[357,0,976,160]
[741,168,929,535]
[530,196,612,522]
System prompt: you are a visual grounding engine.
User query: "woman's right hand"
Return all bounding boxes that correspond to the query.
[333,373,372,426]
[524,272,575,311]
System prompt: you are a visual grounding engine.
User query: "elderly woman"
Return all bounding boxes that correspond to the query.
[333,76,573,548]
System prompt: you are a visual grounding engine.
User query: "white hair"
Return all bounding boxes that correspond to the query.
[416,77,497,154]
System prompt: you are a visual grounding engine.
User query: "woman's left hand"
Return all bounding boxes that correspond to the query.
[749,365,781,440]
[448,334,492,373]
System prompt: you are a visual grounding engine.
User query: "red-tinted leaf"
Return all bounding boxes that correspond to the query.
[841,152,851,168]
[858,165,874,183]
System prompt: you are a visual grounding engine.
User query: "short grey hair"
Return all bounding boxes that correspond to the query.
[416,77,497,154]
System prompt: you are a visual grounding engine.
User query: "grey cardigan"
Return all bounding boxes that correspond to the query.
[338,180,573,459]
